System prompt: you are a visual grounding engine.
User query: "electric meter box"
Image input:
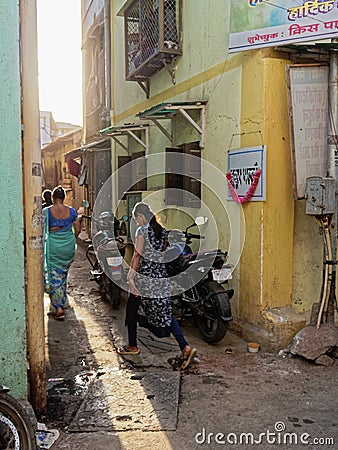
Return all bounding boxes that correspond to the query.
[305,176,336,215]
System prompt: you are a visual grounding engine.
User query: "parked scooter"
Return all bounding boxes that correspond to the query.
[0,384,37,449]
[83,212,128,309]
[165,217,234,343]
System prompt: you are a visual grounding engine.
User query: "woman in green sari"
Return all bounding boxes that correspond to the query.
[43,186,80,319]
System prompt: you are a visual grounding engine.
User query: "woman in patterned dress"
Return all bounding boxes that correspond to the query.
[118,202,196,369]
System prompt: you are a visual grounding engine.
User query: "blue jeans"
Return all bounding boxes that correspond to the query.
[171,316,189,351]
[126,293,188,351]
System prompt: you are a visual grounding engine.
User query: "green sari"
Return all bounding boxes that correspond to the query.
[43,208,77,309]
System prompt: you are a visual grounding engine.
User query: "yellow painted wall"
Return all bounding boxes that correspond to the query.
[292,201,322,313]
[111,1,314,346]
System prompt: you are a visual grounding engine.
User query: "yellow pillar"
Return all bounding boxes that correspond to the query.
[20,0,46,412]
[238,49,302,349]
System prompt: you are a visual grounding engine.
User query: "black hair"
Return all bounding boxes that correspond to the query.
[132,202,164,241]
[52,185,66,200]
[42,189,53,206]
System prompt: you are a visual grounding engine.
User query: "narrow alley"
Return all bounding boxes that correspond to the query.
[41,245,337,450]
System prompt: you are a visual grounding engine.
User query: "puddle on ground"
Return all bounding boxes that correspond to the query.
[47,372,96,396]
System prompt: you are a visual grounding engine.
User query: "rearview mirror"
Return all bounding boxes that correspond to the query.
[195,216,208,226]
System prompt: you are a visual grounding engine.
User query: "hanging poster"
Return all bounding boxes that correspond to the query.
[227,146,266,201]
[229,0,338,53]
[287,64,328,199]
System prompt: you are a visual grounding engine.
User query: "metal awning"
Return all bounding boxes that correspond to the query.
[98,123,149,155]
[64,139,110,162]
[136,101,207,147]
[116,0,134,16]
[277,42,338,62]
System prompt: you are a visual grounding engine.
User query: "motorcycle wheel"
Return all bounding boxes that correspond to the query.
[86,247,102,286]
[194,281,229,344]
[109,282,121,310]
[99,274,110,302]
[0,393,36,450]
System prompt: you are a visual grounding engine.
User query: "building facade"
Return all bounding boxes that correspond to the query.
[42,126,84,210]
[82,0,337,349]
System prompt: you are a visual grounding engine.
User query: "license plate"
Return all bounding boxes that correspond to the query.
[106,256,123,266]
[212,267,232,282]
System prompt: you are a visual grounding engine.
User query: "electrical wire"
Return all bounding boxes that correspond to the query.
[327,61,338,151]
[41,124,54,138]
[317,216,333,328]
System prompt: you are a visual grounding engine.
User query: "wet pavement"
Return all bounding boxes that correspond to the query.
[41,246,338,450]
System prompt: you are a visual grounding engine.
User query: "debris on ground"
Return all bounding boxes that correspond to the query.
[36,422,59,449]
[286,324,338,364]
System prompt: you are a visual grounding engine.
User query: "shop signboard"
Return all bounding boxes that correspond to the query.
[227,146,266,201]
[229,0,338,53]
[287,64,328,199]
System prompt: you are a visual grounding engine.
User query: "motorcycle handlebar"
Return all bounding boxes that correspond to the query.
[186,233,205,240]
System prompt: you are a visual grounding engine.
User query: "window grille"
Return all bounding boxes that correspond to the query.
[125,0,182,83]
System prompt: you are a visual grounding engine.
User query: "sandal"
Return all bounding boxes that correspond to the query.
[54,314,65,320]
[54,307,65,320]
[180,348,197,370]
[117,345,140,355]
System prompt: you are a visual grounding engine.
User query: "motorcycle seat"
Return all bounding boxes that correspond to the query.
[182,252,209,268]
[183,249,226,268]
[184,249,225,260]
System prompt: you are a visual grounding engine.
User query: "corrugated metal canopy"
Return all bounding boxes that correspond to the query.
[64,139,110,162]
[136,101,207,120]
[136,101,207,147]
[277,42,338,62]
[98,123,148,135]
[98,123,149,154]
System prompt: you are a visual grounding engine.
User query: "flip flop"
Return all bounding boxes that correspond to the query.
[117,345,140,355]
[54,313,65,320]
[180,348,197,370]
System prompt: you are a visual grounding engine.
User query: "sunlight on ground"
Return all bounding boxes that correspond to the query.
[119,431,174,450]
[44,294,51,370]
[45,292,179,438]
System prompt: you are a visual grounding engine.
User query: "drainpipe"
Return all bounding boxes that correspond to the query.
[104,0,116,211]
[20,0,46,412]
[103,0,111,126]
[327,45,338,324]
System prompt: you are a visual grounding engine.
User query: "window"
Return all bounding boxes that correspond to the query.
[124,0,182,83]
[165,142,201,208]
[118,151,147,199]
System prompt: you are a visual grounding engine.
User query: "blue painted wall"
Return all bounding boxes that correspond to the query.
[0,0,28,399]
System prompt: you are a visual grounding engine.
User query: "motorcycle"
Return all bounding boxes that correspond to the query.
[165,217,234,344]
[0,384,37,449]
[83,212,128,309]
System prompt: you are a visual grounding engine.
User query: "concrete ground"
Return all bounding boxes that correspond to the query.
[40,246,338,450]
